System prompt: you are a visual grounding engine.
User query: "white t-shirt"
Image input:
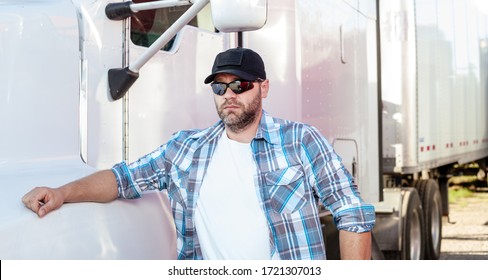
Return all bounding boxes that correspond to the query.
[194,131,275,259]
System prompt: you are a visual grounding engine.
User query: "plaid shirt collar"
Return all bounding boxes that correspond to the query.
[189,110,282,146]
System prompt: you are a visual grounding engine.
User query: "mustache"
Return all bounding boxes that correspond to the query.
[221,100,242,107]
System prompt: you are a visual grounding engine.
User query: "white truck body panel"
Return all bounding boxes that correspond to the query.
[0,0,176,259]
[79,0,125,167]
[0,0,80,164]
[381,0,488,173]
[0,160,176,259]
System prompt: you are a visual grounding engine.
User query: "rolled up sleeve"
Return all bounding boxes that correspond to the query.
[111,144,169,199]
[333,204,376,233]
[301,126,376,233]
[112,162,142,199]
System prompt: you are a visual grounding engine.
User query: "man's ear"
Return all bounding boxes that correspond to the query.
[260,79,269,99]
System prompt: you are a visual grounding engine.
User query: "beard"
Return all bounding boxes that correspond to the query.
[216,90,262,133]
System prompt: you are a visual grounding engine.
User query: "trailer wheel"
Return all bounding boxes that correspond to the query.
[413,179,442,259]
[383,188,424,260]
[401,188,424,260]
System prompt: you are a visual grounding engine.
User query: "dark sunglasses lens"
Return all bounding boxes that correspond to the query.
[211,80,254,95]
[229,81,253,94]
[211,83,226,95]
[228,81,243,94]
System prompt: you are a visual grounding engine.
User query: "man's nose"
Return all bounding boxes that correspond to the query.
[222,87,237,98]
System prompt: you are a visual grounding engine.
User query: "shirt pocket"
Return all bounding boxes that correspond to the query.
[167,168,189,209]
[264,165,307,214]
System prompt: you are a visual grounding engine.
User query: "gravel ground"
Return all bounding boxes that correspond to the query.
[439,191,488,260]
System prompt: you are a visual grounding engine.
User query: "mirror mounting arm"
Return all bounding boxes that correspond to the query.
[107,0,209,100]
[106,0,194,21]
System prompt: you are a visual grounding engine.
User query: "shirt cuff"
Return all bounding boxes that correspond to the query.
[111,162,142,199]
[334,204,376,233]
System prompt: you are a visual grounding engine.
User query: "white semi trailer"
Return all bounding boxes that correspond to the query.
[0,0,487,260]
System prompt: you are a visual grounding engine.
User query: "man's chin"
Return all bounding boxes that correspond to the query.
[220,110,239,120]
[222,116,240,126]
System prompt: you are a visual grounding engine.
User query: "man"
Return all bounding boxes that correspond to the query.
[22,47,375,260]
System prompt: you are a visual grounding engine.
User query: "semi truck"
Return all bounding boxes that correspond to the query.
[0,0,487,260]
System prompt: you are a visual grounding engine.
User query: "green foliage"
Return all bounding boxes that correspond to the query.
[448,187,474,205]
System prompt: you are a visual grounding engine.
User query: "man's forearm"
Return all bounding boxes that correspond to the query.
[61,169,119,203]
[339,230,372,260]
[22,169,119,217]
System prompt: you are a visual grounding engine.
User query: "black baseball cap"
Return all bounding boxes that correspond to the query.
[204,48,266,84]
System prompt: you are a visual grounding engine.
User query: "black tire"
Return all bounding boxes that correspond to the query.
[383,188,425,260]
[401,188,425,260]
[413,179,443,260]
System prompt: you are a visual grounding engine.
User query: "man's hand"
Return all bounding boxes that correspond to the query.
[22,187,66,217]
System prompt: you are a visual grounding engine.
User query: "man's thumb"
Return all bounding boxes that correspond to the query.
[38,203,50,217]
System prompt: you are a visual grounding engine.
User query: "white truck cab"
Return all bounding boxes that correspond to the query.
[0,0,266,260]
[1,0,487,260]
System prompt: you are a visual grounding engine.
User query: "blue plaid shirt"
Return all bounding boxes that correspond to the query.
[112,110,375,260]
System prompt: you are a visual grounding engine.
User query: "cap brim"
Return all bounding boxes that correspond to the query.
[204,69,258,84]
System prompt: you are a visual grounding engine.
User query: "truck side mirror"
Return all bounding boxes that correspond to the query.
[211,0,267,32]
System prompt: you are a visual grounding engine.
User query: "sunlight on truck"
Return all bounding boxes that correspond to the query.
[1,0,487,260]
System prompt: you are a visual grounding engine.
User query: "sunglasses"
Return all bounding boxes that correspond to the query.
[211,80,259,95]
